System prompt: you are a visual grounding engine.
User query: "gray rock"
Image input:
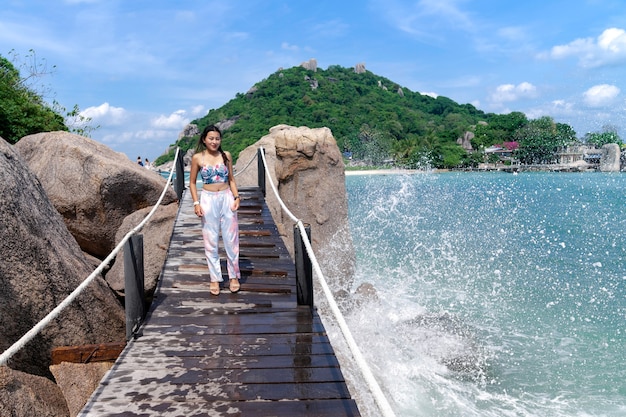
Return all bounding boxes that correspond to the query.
[235,125,355,293]
[600,143,621,172]
[457,131,474,151]
[106,203,179,298]
[177,123,199,140]
[0,137,125,378]
[50,361,112,417]
[300,58,317,71]
[14,131,177,258]
[0,365,69,417]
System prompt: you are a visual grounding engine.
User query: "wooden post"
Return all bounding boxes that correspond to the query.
[174,147,185,201]
[294,224,313,309]
[257,147,266,197]
[124,234,145,341]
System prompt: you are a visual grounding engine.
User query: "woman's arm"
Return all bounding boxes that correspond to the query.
[226,151,240,210]
[189,153,203,216]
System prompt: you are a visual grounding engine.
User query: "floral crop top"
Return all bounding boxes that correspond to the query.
[200,163,229,184]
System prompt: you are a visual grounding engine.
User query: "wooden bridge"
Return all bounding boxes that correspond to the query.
[78,186,361,416]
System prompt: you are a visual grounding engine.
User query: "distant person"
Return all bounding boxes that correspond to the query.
[189,125,241,296]
[144,158,151,169]
[137,156,143,166]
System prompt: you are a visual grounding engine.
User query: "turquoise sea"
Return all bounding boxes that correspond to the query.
[343,172,625,417]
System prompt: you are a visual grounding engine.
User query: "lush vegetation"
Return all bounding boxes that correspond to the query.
[160,65,498,167]
[584,128,623,148]
[0,53,67,143]
[161,64,618,169]
[0,50,98,143]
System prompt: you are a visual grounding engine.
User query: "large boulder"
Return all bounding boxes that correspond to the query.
[234,125,355,293]
[105,203,179,298]
[0,366,69,417]
[0,137,125,378]
[599,143,621,172]
[50,361,112,417]
[14,131,178,258]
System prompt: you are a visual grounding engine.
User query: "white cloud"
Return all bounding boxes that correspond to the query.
[191,105,205,116]
[583,84,620,107]
[63,0,100,4]
[151,110,190,129]
[81,103,127,125]
[421,91,439,98]
[548,27,626,68]
[281,42,299,51]
[551,99,575,113]
[490,82,537,103]
[134,129,174,140]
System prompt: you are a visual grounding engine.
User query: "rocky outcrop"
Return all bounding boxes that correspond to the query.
[105,203,179,298]
[304,75,319,90]
[300,58,317,71]
[14,131,178,258]
[0,366,69,417]
[0,137,125,379]
[177,123,199,140]
[50,362,112,417]
[354,63,366,74]
[600,143,621,172]
[235,125,355,293]
[457,131,474,151]
[216,116,240,133]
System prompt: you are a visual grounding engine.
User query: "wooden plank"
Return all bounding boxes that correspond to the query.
[51,342,126,365]
[131,332,333,346]
[108,354,339,368]
[122,341,336,357]
[81,399,360,417]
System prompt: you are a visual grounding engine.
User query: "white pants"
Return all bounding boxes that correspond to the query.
[200,189,240,282]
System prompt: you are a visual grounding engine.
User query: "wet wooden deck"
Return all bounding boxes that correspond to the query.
[78,186,361,416]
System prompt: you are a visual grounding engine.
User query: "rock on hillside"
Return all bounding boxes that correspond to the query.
[234,125,355,294]
[0,137,125,378]
[15,131,178,258]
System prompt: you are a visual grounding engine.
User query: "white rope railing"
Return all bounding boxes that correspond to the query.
[258,147,397,417]
[233,150,257,177]
[0,148,182,367]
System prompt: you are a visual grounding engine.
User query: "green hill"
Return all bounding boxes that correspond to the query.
[156,64,567,168]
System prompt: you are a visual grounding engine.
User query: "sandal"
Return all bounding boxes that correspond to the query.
[229,278,240,293]
[209,282,220,296]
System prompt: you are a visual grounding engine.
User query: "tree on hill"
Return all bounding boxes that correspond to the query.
[472,111,528,150]
[0,50,97,143]
[513,116,576,164]
[0,53,67,143]
[584,125,623,148]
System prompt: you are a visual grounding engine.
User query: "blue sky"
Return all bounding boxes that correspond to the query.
[1,0,625,162]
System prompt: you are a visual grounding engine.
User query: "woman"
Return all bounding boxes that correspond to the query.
[189,125,241,296]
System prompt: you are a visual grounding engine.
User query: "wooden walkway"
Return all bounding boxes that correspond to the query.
[79,186,361,416]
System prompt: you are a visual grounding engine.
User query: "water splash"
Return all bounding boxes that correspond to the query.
[335,172,626,417]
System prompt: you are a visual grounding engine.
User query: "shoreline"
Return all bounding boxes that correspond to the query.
[344,168,426,176]
[343,165,618,175]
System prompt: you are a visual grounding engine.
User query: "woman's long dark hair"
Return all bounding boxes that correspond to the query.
[197,125,228,165]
